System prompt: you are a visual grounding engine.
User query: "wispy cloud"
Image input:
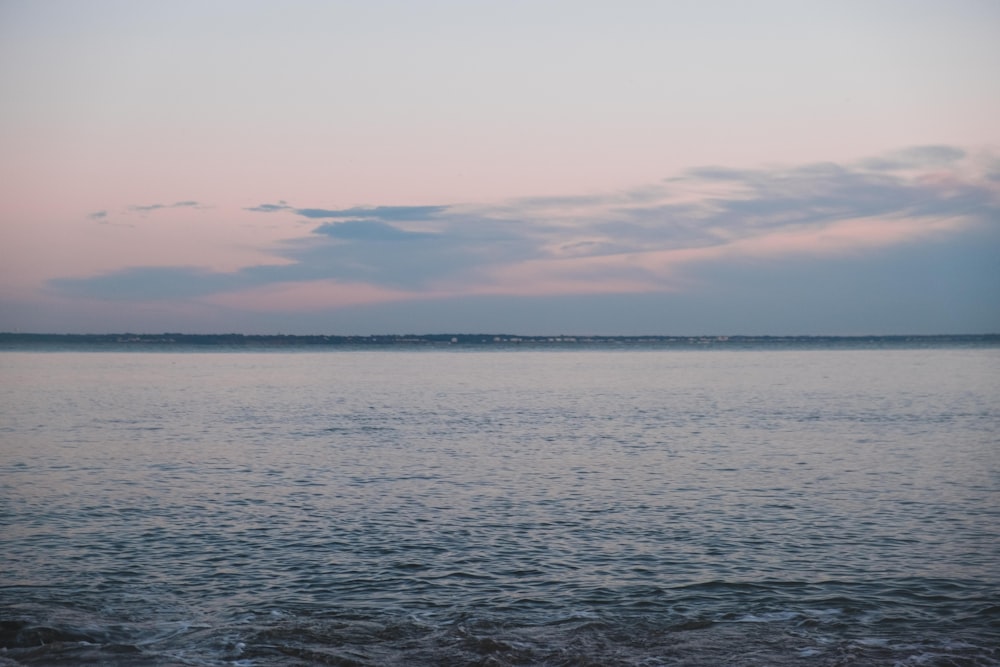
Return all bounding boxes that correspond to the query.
[314,220,438,241]
[54,146,999,309]
[127,201,202,213]
[52,266,237,300]
[295,205,449,220]
[245,203,450,221]
[860,145,966,172]
[245,202,292,213]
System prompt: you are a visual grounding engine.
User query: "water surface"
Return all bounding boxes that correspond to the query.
[1,348,998,665]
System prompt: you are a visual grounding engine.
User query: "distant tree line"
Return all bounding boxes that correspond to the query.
[0,332,997,349]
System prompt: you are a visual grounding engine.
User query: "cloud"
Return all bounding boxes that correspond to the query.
[262,222,491,288]
[984,157,1000,183]
[244,202,292,213]
[203,279,417,312]
[51,146,999,312]
[681,166,756,182]
[50,266,237,300]
[87,210,108,220]
[314,220,437,241]
[860,145,966,172]
[244,202,450,223]
[292,205,449,220]
[128,201,202,213]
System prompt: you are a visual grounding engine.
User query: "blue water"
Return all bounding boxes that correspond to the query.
[1,348,998,665]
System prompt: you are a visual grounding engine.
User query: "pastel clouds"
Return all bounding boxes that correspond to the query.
[128,201,202,213]
[2,1,997,337]
[204,280,415,313]
[84,201,205,225]
[49,146,999,318]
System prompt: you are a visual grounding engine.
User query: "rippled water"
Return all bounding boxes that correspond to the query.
[1,348,998,666]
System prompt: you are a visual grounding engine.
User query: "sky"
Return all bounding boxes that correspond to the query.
[1,0,998,335]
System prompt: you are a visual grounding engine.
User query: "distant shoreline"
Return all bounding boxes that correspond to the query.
[1,332,998,349]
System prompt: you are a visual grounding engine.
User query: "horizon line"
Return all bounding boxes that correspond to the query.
[3,332,998,340]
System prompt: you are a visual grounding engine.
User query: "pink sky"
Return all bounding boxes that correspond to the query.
[1,1,998,334]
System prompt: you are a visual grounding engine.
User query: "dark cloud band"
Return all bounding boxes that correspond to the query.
[60,146,998,303]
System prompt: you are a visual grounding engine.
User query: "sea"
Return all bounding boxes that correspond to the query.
[1,344,998,666]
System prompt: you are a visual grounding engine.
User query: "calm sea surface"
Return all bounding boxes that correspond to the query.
[1,348,998,666]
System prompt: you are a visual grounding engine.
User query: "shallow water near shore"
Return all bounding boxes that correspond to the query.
[1,347,998,665]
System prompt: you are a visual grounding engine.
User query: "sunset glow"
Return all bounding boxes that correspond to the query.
[1,1,997,334]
